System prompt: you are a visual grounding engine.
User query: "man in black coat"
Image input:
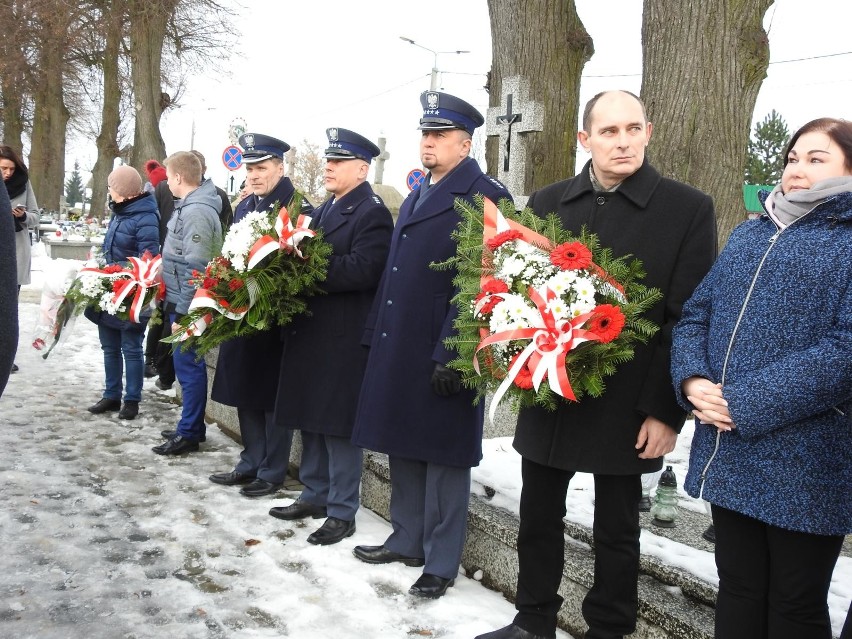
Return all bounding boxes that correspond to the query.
[0,179,17,397]
[478,91,717,639]
[351,92,513,599]
[207,133,313,497]
[267,128,393,546]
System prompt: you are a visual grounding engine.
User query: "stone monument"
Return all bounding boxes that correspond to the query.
[485,75,544,210]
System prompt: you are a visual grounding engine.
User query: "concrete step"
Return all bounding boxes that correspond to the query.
[361,451,715,639]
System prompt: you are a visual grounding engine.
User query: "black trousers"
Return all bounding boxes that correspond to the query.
[144,312,174,385]
[712,504,843,639]
[514,458,641,639]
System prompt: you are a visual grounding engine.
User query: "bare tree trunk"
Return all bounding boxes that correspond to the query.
[0,1,30,156]
[90,7,124,220]
[0,84,26,155]
[127,0,176,170]
[28,2,71,213]
[486,0,592,193]
[642,0,772,247]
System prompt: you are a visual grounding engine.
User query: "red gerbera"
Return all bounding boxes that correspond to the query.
[550,241,593,271]
[202,277,219,290]
[486,229,524,251]
[587,304,626,343]
[228,278,244,291]
[509,353,535,390]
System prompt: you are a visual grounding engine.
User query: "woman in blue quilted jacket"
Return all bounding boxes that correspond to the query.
[672,117,852,639]
[86,165,160,421]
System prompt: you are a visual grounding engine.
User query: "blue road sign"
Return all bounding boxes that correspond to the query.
[406,168,426,191]
[222,145,243,171]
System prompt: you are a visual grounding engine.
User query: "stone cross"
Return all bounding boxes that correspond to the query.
[486,75,543,210]
[375,136,390,185]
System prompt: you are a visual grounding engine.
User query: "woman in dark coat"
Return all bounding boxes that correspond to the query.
[86,165,160,420]
[0,179,17,394]
[1,145,39,373]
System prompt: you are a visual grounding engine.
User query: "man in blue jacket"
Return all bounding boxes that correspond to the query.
[351,91,513,598]
[154,151,222,455]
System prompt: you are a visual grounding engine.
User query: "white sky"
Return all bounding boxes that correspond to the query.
[5,246,851,637]
[58,0,852,200]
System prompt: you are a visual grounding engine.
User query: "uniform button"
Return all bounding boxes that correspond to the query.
[392,266,398,272]
[596,196,606,205]
[381,332,387,338]
[386,300,393,306]
[402,233,408,239]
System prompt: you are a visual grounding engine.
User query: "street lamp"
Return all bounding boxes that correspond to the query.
[399,36,470,91]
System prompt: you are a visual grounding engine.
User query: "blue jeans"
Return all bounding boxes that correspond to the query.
[97,324,144,402]
[170,313,207,440]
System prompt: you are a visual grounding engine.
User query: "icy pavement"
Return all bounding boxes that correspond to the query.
[1,298,573,639]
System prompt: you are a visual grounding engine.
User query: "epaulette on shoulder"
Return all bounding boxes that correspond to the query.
[372,194,384,205]
[485,175,507,190]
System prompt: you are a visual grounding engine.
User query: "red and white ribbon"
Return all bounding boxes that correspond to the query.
[246,207,315,268]
[79,255,164,323]
[474,286,601,423]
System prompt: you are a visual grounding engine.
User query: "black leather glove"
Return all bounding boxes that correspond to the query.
[431,363,461,396]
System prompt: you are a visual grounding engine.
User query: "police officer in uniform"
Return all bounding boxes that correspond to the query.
[351,92,513,597]
[207,133,313,496]
[268,128,393,546]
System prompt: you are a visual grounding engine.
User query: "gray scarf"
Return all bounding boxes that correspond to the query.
[768,175,852,228]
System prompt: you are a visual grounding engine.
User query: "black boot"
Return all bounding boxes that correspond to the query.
[88,398,121,414]
[118,401,139,420]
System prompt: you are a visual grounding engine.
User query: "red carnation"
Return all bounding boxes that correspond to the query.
[486,229,524,251]
[509,353,535,390]
[228,278,244,291]
[112,278,131,295]
[482,278,510,295]
[103,264,124,274]
[587,304,626,343]
[202,277,219,289]
[550,241,592,270]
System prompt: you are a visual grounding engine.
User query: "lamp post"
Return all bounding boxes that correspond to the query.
[399,36,470,91]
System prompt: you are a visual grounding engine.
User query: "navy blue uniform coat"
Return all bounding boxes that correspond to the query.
[211,177,313,410]
[275,181,393,436]
[351,157,512,468]
[513,159,717,475]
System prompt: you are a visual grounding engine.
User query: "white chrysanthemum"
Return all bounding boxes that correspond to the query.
[569,298,596,318]
[489,294,536,332]
[572,276,597,300]
[545,270,579,295]
[546,297,570,321]
[221,211,274,272]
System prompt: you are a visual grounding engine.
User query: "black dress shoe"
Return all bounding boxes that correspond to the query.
[268,499,327,521]
[307,517,356,546]
[240,479,283,497]
[88,398,122,414]
[10,363,18,373]
[209,470,255,486]
[144,363,158,378]
[118,401,138,420]
[155,378,173,390]
[152,435,199,455]
[352,545,425,567]
[475,623,555,639]
[161,429,206,442]
[408,573,454,599]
